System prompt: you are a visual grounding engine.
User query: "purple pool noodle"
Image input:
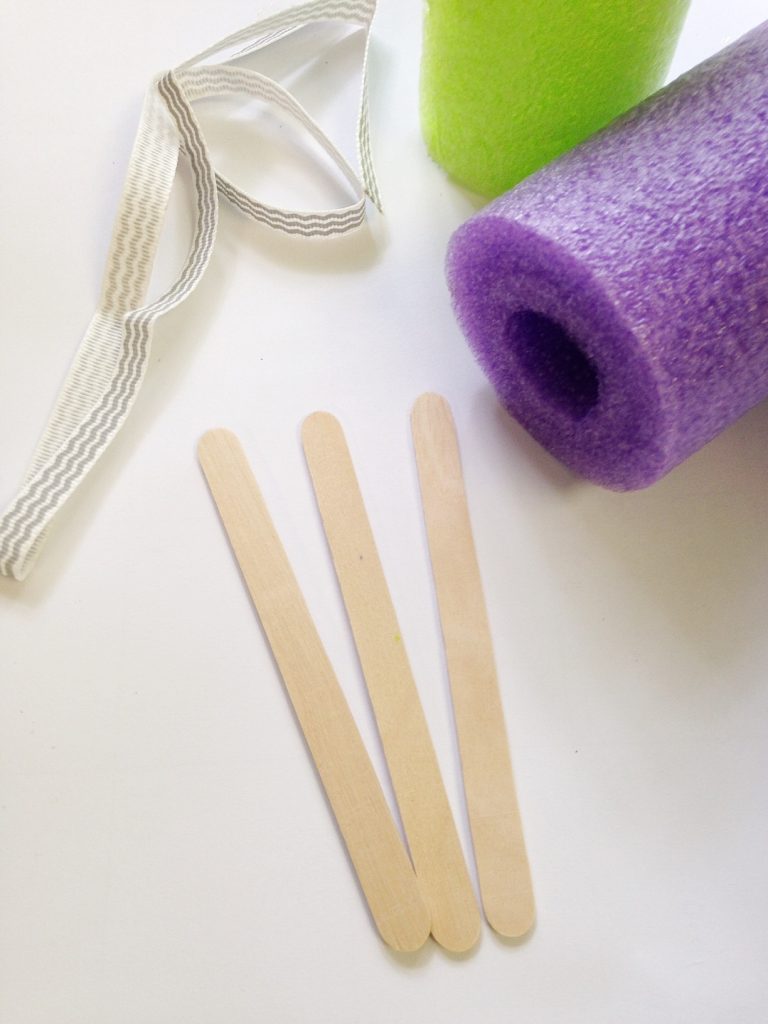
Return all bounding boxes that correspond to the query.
[447,22,768,490]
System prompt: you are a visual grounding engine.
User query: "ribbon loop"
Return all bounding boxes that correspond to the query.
[0,0,379,580]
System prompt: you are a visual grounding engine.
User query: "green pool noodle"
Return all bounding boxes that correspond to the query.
[420,0,690,197]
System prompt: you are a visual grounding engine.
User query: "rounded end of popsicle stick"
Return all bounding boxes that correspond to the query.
[485,894,536,940]
[377,898,431,953]
[197,427,241,461]
[301,410,341,444]
[411,391,451,428]
[430,901,482,954]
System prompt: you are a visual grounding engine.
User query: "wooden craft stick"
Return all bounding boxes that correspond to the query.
[302,412,480,953]
[411,394,535,938]
[198,429,430,953]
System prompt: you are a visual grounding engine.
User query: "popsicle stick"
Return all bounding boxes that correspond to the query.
[198,429,430,953]
[411,394,535,938]
[302,412,480,953]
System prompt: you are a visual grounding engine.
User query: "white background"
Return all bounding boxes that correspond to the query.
[2,1,767,1021]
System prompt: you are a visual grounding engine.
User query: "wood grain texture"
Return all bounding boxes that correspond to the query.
[302,412,480,953]
[198,429,430,953]
[411,394,535,938]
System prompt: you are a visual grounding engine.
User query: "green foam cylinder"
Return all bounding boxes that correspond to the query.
[420,0,690,197]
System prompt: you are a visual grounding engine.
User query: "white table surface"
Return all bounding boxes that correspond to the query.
[2,2,767,1021]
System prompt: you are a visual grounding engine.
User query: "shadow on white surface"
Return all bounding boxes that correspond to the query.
[476,389,768,670]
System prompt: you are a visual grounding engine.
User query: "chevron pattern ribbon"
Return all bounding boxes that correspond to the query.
[0,0,380,580]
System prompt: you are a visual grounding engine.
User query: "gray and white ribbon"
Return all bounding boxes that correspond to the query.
[0,0,380,581]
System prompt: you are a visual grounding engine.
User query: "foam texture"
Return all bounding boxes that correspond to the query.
[447,22,768,490]
[421,0,690,197]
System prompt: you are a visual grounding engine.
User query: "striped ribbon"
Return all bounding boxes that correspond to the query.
[0,0,380,581]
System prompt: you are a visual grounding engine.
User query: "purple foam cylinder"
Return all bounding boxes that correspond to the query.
[447,22,768,490]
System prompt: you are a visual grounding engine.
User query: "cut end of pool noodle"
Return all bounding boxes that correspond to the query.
[421,0,691,197]
[446,22,768,489]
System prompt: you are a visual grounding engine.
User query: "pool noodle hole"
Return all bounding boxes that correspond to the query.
[506,310,600,419]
